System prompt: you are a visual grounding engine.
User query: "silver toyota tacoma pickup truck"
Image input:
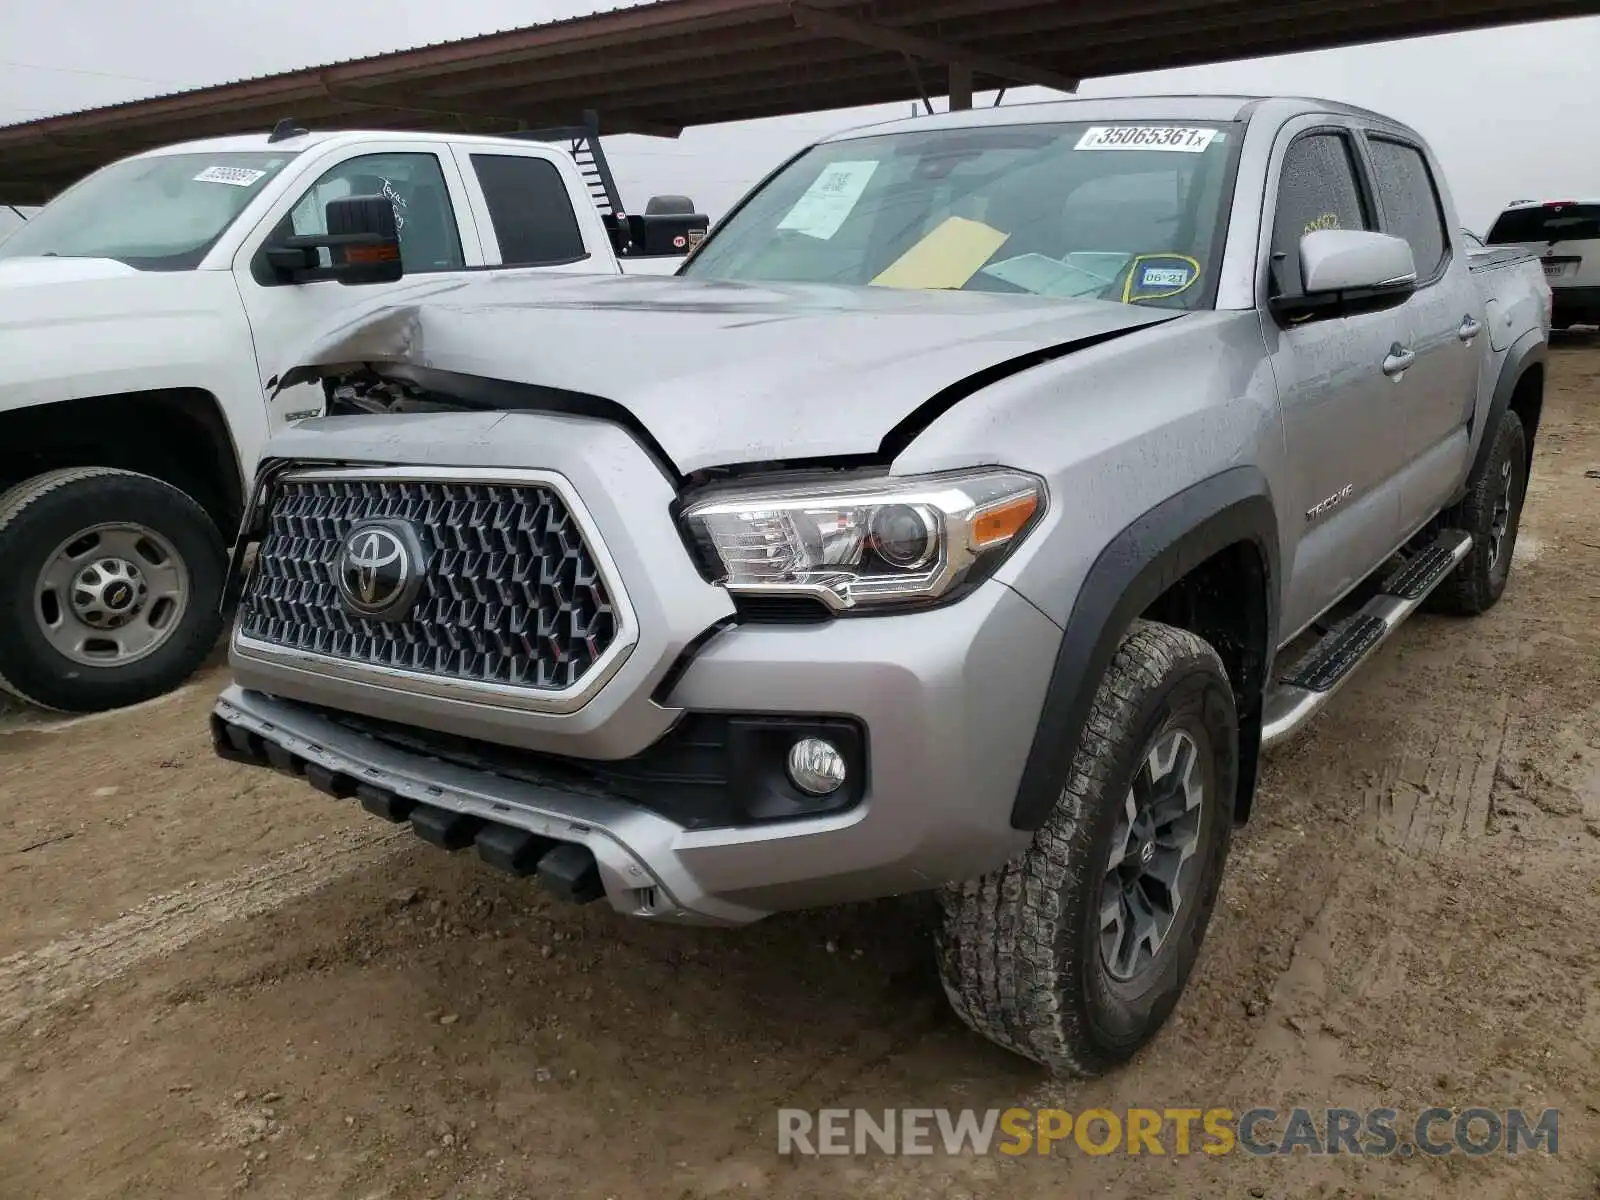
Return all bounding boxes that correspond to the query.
[211,96,1549,1075]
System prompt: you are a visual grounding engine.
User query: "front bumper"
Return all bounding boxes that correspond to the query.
[214,576,1061,925]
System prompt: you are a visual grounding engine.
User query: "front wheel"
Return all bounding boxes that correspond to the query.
[0,468,226,712]
[936,620,1237,1076]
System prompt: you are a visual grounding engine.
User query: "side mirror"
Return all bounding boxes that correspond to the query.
[1273,229,1416,320]
[262,195,403,286]
[619,197,709,258]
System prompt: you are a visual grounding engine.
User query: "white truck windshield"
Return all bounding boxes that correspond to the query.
[684,121,1241,309]
[0,151,300,270]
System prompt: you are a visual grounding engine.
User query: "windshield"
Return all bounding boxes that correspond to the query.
[1487,203,1600,246]
[684,121,1241,309]
[0,151,300,270]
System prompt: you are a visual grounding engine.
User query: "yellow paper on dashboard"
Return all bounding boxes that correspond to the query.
[870,216,1010,290]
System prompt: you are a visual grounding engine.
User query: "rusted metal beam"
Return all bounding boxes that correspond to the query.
[325,81,684,138]
[0,182,52,204]
[1063,0,1599,76]
[1,0,1588,194]
[789,3,1079,93]
[949,63,974,110]
[418,0,1071,101]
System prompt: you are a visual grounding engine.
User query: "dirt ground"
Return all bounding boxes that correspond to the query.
[2,345,1599,1200]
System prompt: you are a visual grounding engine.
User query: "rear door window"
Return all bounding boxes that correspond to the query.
[1269,131,1372,297]
[469,154,587,266]
[1366,136,1449,281]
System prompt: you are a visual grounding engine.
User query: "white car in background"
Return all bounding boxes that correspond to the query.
[1487,199,1600,329]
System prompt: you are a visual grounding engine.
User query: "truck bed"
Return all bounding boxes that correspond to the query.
[1467,243,1537,273]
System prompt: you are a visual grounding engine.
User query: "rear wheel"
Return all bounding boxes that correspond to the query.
[936,620,1237,1075]
[1429,408,1527,617]
[0,468,226,712]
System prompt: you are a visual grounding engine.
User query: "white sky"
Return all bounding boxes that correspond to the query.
[2,2,1598,232]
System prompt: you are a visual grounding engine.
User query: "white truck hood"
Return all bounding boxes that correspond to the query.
[0,255,144,288]
[280,272,1182,474]
[0,256,238,331]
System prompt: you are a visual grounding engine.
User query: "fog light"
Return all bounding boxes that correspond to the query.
[787,737,847,796]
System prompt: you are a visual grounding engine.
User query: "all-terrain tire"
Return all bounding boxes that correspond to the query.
[1428,408,1527,617]
[0,468,226,712]
[936,620,1237,1076]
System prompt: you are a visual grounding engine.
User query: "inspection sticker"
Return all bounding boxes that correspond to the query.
[778,160,879,240]
[1141,267,1192,288]
[1123,253,1202,303]
[1075,126,1220,153]
[193,165,268,187]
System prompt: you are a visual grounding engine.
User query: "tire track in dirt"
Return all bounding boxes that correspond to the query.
[0,826,405,1033]
[1365,691,1510,854]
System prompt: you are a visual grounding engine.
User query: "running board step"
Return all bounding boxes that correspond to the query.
[1262,529,1472,750]
[1279,613,1386,692]
[1380,538,1461,600]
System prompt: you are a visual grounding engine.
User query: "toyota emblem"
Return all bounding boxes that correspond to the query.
[333,520,424,620]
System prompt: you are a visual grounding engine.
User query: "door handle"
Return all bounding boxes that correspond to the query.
[1382,345,1416,378]
[1458,315,1484,342]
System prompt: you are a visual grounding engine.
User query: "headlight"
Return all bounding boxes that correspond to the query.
[680,469,1045,613]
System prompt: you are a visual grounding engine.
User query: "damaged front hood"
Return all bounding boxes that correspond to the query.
[282,272,1181,474]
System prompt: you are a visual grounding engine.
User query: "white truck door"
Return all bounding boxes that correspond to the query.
[446,143,622,277]
[232,141,486,427]
[1360,132,1479,533]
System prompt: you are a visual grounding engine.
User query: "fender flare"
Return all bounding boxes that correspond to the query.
[1465,331,1546,488]
[1009,466,1281,831]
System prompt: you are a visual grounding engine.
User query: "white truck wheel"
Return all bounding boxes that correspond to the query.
[0,467,226,712]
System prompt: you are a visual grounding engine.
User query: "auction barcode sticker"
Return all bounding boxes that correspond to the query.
[1075,126,1220,153]
[193,165,268,187]
[777,160,880,240]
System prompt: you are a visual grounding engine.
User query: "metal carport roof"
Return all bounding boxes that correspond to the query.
[0,0,1590,202]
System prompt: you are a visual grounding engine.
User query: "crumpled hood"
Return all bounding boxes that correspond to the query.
[282,272,1182,474]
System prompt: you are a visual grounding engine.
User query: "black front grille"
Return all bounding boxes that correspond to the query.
[238,476,619,690]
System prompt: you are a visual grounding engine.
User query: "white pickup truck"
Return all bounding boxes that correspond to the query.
[0,125,704,712]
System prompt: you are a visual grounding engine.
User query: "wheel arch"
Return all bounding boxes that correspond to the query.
[0,389,245,540]
[1467,333,1546,490]
[1009,466,1281,831]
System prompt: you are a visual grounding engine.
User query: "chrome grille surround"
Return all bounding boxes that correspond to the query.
[232,466,638,715]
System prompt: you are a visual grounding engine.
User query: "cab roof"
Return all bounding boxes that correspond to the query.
[134,129,551,158]
[822,94,1411,141]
